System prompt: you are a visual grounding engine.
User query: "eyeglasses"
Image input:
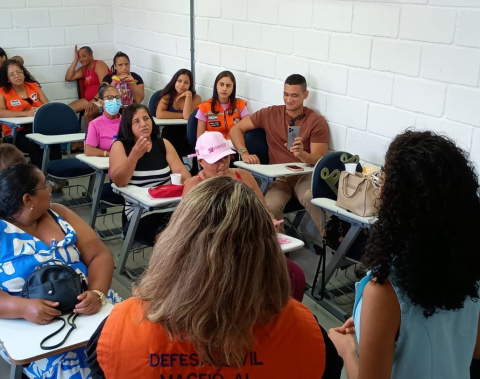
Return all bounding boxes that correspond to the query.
[371,166,384,189]
[8,70,24,78]
[30,180,54,193]
[103,95,122,101]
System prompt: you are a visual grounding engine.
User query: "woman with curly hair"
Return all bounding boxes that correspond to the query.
[329,130,480,379]
[86,177,343,378]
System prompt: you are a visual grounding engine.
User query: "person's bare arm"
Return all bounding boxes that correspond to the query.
[329,279,400,379]
[182,93,201,120]
[230,116,260,164]
[109,138,151,187]
[133,83,145,103]
[290,139,327,165]
[196,119,207,138]
[85,144,109,157]
[156,95,183,119]
[0,290,61,324]
[0,95,36,117]
[182,176,201,198]
[37,87,49,104]
[65,45,84,81]
[51,203,113,315]
[474,311,480,359]
[164,139,191,183]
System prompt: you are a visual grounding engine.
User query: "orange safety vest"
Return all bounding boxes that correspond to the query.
[0,82,43,136]
[197,98,247,139]
[97,297,326,379]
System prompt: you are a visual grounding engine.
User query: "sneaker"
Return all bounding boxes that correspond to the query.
[51,180,68,192]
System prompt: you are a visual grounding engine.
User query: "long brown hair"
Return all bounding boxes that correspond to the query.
[134,176,290,367]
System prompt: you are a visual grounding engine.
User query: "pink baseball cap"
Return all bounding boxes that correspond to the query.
[194,131,236,164]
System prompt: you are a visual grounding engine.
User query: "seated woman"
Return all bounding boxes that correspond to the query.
[183,131,306,302]
[87,177,343,378]
[86,52,145,123]
[0,163,121,379]
[0,59,61,168]
[109,103,190,246]
[65,45,110,125]
[329,131,480,379]
[196,71,248,139]
[85,85,122,157]
[155,68,201,159]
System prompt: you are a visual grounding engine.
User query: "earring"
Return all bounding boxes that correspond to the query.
[30,205,34,210]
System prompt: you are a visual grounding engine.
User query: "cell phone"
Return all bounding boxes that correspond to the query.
[285,165,304,172]
[287,126,300,150]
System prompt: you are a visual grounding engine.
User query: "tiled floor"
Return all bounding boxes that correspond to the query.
[0,177,350,379]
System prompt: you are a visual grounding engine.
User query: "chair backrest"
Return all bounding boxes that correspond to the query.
[33,102,80,135]
[148,89,162,116]
[311,151,362,200]
[244,128,269,165]
[76,79,85,99]
[186,109,198,148]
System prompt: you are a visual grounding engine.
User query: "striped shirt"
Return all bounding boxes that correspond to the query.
[119,137,172,220]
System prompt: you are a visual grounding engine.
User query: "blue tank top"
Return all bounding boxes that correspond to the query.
[353,271,480,379]
[166,92,197,113]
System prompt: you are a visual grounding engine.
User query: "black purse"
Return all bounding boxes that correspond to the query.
[21,261,87,313]
[21,261,87,350]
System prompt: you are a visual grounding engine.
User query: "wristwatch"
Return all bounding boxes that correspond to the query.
[92,290,106,306]
[238,148,248,156]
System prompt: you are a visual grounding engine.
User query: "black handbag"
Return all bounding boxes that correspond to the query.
[21,261,88,350]
[21,261,87,313]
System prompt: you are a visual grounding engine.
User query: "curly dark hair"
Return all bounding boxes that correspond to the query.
[363,130,480,317]
[0,60,38,92]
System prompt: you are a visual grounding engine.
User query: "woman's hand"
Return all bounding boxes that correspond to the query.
[74,290,102,315]
[335,316,356,335]
[176,91,192,101]
[328,327,357,359]
[24,107,38,117]
[131,136,152,160]
[117,74,134,83]
[22,299,61,324]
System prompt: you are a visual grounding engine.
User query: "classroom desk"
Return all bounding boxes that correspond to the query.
[0,303,113,379]
[111,184,181,287]
[26,133,85,174]
[278,233,304,253]
[153,117,188,126]
[0,116,34,144]
[75,154,109,228]
[234,161,314,194]
[310,197,376,321]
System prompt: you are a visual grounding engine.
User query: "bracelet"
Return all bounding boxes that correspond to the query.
[103,150,107,157]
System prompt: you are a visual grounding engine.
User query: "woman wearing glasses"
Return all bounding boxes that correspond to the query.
[85,85,122,157]
[0,163,121,378]
[328,131,480,379]
[0,59,62,168]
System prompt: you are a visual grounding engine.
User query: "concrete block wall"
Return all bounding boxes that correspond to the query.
[0,0,115,104]
[2,1,480,168]
[192,0,480,167]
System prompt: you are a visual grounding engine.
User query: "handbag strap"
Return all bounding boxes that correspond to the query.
[341,174,366,198]
[40,313,79,350]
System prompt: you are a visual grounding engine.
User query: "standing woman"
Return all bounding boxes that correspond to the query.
[0,60,61,168]
[328,131,480,379]
[196,71,248,139]
[65,45,110,122]
[155,69,201,159]
[109,104,190,246]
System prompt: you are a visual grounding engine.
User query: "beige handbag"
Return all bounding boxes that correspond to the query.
[336,171,379,217]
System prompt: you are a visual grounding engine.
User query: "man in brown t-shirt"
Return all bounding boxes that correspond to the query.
[230,74,328,233]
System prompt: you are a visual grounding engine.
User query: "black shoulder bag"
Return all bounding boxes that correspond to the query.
[21,261,87,350]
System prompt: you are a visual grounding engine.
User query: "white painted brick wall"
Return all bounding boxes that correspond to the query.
[329,35,371,68]
[371,40,421,76]
[348,70,393,104]
[312,1,352,33]
[421,45,480,86]
[399,6,456,44]
[2,1,480,169]
[352,3,400,38]
[393,78,446,116]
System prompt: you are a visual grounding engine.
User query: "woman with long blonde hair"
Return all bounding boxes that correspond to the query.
[87,177,342,378]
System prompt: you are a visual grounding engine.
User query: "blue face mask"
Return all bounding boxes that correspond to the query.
[104,99,122,115]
